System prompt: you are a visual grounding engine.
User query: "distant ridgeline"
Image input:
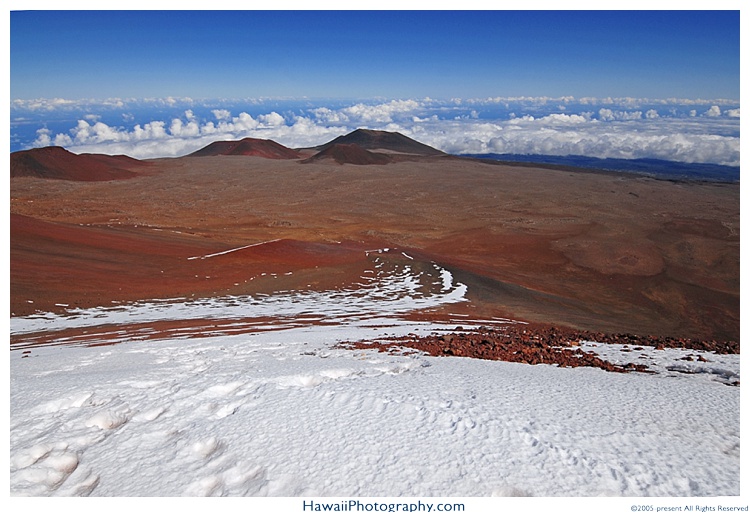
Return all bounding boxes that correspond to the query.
[463,154,740,183]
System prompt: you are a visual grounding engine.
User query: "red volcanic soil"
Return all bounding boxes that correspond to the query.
[313,128,445,156]
[10,146,144,181]
[10,135,740,344]
[301,143,395,165]
[188,137,301,159]
[10,212,372,315]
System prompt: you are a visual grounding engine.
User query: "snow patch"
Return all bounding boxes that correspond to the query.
[187,238,282,260]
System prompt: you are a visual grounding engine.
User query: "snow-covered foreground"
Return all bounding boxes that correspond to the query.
[8,257,742,499]
[10,322,742,498]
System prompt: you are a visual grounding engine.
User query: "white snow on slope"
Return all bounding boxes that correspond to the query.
[10,322,740,497]
[8,260,741,498]
[10,253,467,340]
[186,239,283,260]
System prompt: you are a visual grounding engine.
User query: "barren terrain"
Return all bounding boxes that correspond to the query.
[9,133,742,497]
[10,132,740,343]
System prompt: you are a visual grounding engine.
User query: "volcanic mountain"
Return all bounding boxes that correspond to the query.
[301,143,395,165]
[188,137,301,159]
[312,129,445,156]
[10,146,142,181]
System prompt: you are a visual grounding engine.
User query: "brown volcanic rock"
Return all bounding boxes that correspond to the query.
[313,128,445,156]
[10,146,142,181]
[339,325,654,373]
[188,137,301,159]
[339,322,738,375]
[301,143,395,165]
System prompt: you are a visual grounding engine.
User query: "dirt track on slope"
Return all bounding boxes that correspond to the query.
[10,154,739,342]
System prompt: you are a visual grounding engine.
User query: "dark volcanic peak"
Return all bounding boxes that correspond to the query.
[189,137,301,159]
[315,129,445,156]
[10,146,140,181]
[301,143,395,166]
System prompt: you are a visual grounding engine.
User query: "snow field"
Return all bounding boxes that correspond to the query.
[10,321,740,497]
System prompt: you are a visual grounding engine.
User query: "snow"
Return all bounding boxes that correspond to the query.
[186,238,283,260]
[10,253,467,342]
[8,255,744,505]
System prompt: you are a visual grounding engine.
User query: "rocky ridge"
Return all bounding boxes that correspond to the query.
[339,323,739,374]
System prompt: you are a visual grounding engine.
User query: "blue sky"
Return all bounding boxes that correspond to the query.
[8,9,741,165]
[10,10,740,100]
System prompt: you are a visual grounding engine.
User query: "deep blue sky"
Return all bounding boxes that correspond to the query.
[10,10,740,100]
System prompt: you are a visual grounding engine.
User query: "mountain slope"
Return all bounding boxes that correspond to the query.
[313,129,445,156]
[301,143,395,165]
[189,137,301,159]
[10,146,141,181]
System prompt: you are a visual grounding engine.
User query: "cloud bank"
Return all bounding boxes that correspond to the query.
[11,96,740,166]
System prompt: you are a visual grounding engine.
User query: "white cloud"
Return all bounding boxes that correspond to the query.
[53,133,72,146]
[704,105,722,117]
[23,97,739,167]
[598,108,644,121]
[536,113,589,125]
[169,118,200,138]
[340,99,422,123]
[598,108,615,121]
[399,113,739,166]
[32,110,348,159]
[133,121,168,141]
[212,109,231,121]
[310,107,347,124]
[31,128,52,147]
[68,119,129,144]
[12,98,77,111]
[618,111,643,120]
[12,95,740,118]
[258,112,285,127]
